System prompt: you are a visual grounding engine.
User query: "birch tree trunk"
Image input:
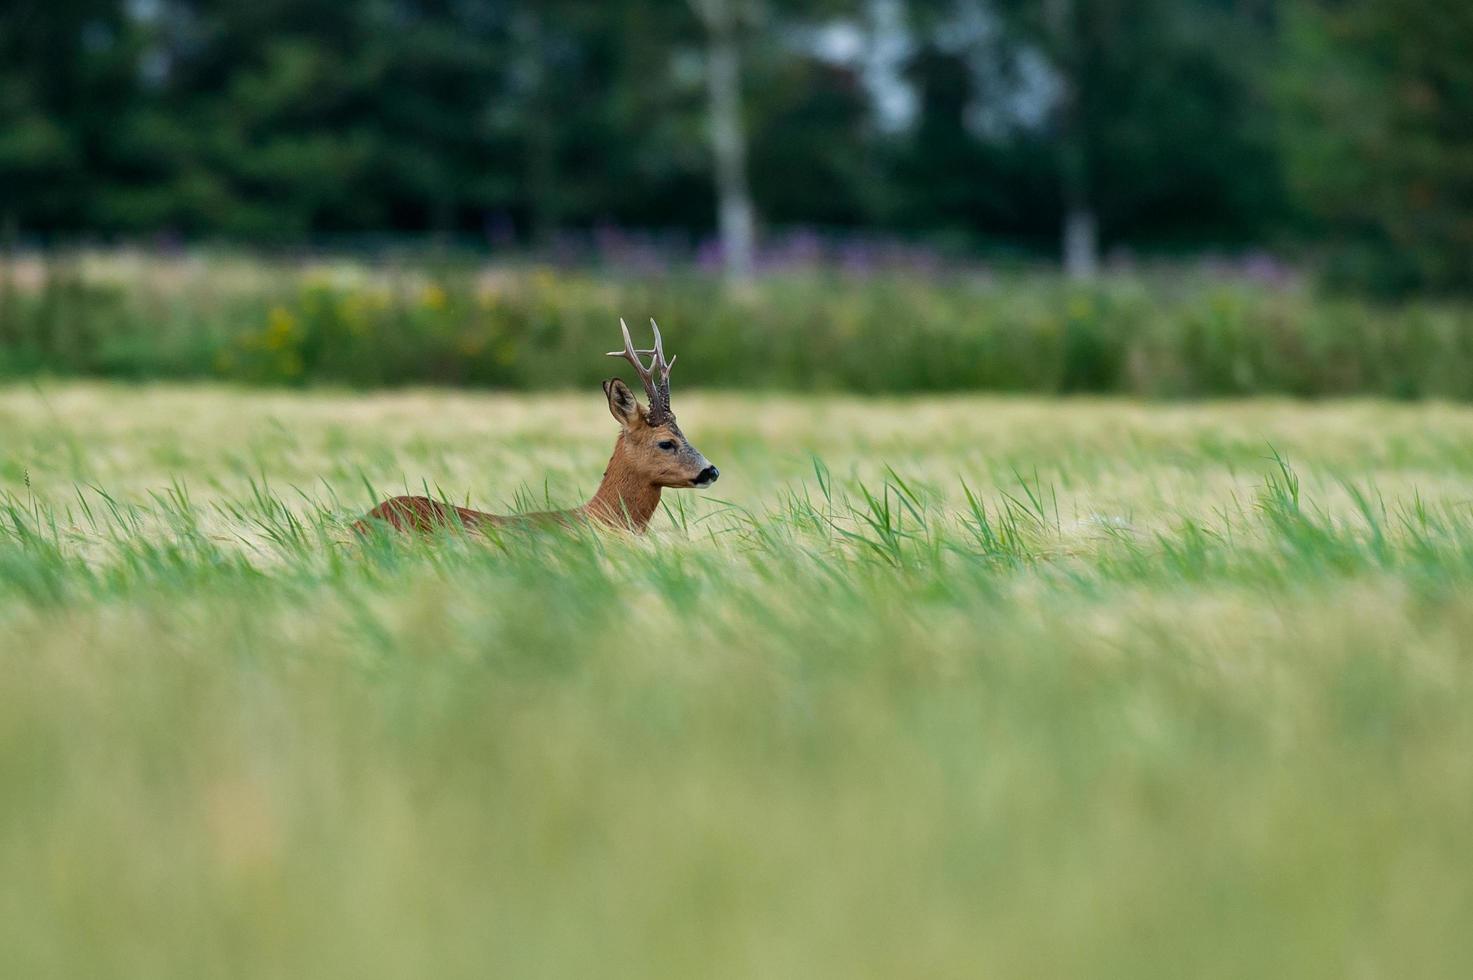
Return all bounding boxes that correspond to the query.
[692,0,756,284]
[1046,0,1099,280]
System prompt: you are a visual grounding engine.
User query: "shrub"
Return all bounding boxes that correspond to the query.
[6,253,1473,398]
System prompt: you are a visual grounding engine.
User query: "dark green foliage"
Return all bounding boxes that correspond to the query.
[1278,0,1473,295]
[1072,0,1283,245]
[0,0,1295,249]
[1,0,1471,294]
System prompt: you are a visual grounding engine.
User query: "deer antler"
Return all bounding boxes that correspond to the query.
[608,318,677,422]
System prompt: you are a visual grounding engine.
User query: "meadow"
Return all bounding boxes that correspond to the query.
[3,380,1473,978]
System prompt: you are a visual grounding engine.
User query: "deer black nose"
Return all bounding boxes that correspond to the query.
[695,465,719,487]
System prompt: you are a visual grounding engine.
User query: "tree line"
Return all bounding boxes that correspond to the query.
[1,0,1468,293]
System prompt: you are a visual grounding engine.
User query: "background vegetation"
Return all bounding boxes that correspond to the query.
[2,0,1470,294]
[8,254,1473,398]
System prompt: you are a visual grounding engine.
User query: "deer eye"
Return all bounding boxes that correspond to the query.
[657,440,677,452]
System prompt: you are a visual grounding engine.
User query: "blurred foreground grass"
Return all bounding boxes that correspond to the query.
[3,383,1473,978]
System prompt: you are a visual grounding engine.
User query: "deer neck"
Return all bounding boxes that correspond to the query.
[583,435,662,531]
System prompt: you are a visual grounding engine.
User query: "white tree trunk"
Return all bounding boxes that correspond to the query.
[1046,0,1099,280]
[694,0,756,284]
[1063,207,1098,280]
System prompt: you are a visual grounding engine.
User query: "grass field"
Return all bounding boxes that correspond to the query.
[4,382,1473,978]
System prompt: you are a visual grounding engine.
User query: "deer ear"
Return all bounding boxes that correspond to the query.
[603,378,646,428]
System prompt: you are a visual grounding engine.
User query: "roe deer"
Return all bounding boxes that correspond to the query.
[356,319,718,535]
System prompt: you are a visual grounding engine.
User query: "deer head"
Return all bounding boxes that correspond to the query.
[603,318,719,490]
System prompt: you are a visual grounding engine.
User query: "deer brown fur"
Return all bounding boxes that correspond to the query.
[355,320,717,536]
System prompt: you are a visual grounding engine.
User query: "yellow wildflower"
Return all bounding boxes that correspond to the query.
[265,307,297,350]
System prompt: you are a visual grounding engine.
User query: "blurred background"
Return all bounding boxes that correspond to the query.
[0,0,1470,393]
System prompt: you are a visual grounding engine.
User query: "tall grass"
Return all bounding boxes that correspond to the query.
[7,251,1473,398]
[3,384,1473,977]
